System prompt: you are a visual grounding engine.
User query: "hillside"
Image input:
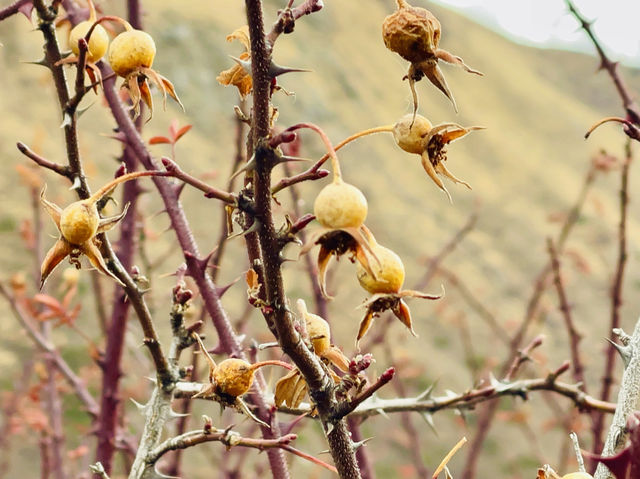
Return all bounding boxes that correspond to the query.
[0,1,639,477]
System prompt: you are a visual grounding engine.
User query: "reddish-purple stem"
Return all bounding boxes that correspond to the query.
[592,144,632,461]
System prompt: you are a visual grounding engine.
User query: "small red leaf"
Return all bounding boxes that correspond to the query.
[149,136,172,145]
[33,293,62,311]
[174,124,192,142]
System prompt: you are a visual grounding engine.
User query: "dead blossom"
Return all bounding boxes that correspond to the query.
[217,26,253,98]
[355,226,443,346]
[392,113,484,201]
[108,22,183,120]
[39,171,167,288]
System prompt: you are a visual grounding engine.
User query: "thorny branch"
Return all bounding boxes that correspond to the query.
[176,363,616,417]
[0,0,31,21]
[594,318,640,479]
[547,239,587,390]
[592,143,633,459]
[463,157,600,479]
[246,1,363,477]
[565,0,640,125]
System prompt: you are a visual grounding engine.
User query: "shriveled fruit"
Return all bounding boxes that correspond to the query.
[393,113,433,154]
[382,0,482,114]
[69,21,109,62]
[212,358,255,398]
[59,201,100,245]
[382,0,441,63]
[356,243,405,294]
[314,180,368,230]
[108,29,156,77]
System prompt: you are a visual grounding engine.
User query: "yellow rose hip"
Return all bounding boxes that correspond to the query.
[108,29,156,77]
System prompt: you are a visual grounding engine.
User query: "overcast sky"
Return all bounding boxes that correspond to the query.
[431,0,640,65]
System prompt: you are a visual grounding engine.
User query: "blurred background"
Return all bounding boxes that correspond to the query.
[0,0,639,477]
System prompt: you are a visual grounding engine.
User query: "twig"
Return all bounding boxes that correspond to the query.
[17,142,72,180]
[95,145,141,474]
[383,341,430,477]
[211,102,247,282]
[246,1,360,477]
[0,358,34,477]
[435,267,510,346]
[161,157,236,204]
[333,368,395,420]
[463,159,599,479]
[593,142,632,457]
[566,0,640,124]
[0,0,30,21]
[266,0,323,45]
[347,417,375,479]
[594,319,640,479]
[417,209,478,290]
[177,368,616,416]
[98,44,290,479]
[547,238,587,390]
[148,429,314,468]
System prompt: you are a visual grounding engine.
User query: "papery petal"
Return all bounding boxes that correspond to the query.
[86,63,103,93]
[226,26,251,51]
[40,239,72,289]
[217,62,253,99]
[81,239,124,286]
[97,202,130,233]
[291,375,308,408]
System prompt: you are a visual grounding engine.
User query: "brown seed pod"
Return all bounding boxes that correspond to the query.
[382,0,441,64]
[212,358,292,398]
[382,0,482,114]
[212,358,255,398]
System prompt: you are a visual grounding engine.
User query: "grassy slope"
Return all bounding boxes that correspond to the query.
[0,0,639,477]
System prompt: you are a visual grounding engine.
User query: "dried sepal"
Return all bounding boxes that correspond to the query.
[302,227,379,299]
[40,239,72,288]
